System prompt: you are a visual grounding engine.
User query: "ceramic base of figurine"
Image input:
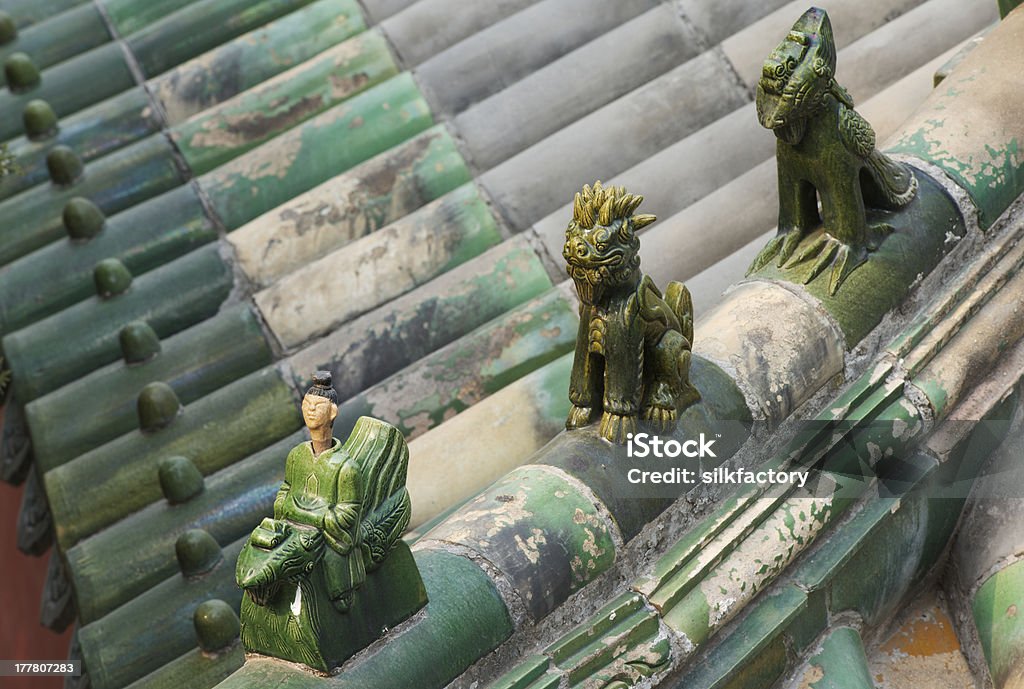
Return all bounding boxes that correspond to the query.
[240,541,427,672]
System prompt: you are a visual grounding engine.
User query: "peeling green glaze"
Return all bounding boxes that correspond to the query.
[201,71,434,229]
[0,89,163,201]
[3,244,233,404]
[229,124,471,287]
[886,10,1024,228]
[0,133,186,267]
[804,627,875,689]
[77,538,246,689]
[288,237,554,411]
[0,123,469,335]
[27,304,272,471]
[0,186,216,332]
[750,171,964,344]
[644,257,1020,664]
[819,385,925,485]
[543,592,669,687]
[0,43,134,140]
[661,493,834,643]
[125,0,319,78]
[152,0,366,125]
[892,123,1021,228]
[634,484,784,613]
[333,288,577,440]
[257,182,502,349]
[973,559,1024,689]
[0,4,110,88]
[46,367,301,549]
[424,464,617,621]
[1,0,364,199]
[792,453,936,600]
[671,585,804,689]
[67,431,300,624]
[173,30,397,175]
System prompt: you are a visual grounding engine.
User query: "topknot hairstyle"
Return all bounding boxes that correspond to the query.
[305,370,338,404]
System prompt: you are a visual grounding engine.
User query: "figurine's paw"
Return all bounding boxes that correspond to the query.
[642,404,677,432]
[748,229,803,274]
[784,233,869,295]
[566,404,594,430]
[599,412,637,444]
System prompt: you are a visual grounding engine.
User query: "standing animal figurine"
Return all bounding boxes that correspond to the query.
[235,371,426,672]
[748,7,917,294]
[563,182,700,444]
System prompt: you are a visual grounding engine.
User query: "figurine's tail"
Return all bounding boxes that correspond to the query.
[360,488,411,570]
[864,149,918,209]
[346,417,412,570]
[664,281,694,346]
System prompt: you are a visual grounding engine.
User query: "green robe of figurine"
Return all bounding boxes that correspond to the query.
[274,438,365,610]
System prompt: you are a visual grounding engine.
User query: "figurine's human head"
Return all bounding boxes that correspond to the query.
[302,370,338,434]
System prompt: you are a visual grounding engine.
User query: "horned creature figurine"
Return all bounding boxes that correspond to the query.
[235,372,426,672]
[563,182,700,444]
[748,7,918,294]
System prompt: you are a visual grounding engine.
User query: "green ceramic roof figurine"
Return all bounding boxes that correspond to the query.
[563,182,700,444]
[235,371,427,672]
[748,7,918,294]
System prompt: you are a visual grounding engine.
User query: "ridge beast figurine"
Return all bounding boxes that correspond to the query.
[748,7,918,294]
[235,371,426,672]
[563,182,700,444]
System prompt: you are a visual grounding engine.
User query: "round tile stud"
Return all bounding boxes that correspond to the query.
[158,456,204,504]
[193,599,239,653]
[23,100,57,140]
[93,258,132,297]
[119,321,161,364]
[4,52,39,93]
[0,12,16,46]
[137,381,182,432]
[46,145,83,186]
[176,530,222,579]
[63,197,104,240]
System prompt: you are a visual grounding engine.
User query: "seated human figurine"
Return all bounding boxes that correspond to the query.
[563,182,700,444]
[273,372,363,612]
[235,371,426,672]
